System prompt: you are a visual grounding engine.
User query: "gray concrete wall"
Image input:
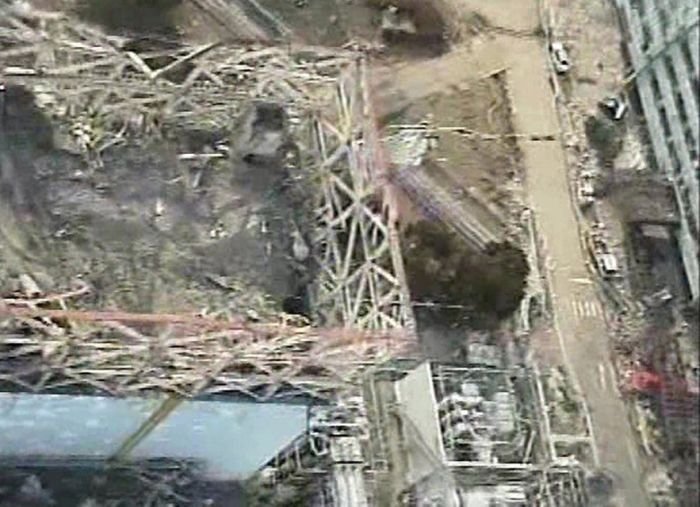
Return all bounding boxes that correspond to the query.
[616,0,700,301]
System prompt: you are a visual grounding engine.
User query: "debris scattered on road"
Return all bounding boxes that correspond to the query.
[600,96,628,121]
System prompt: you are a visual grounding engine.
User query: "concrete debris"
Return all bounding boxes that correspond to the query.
[246,309,261,322]
[177,152,225,161]
[381,6,417,35]
[383,129,430,167]
[153,198,165,218]
[645,468,673,497]
[18,274,42,298]
[18,475,54,506]
[614,129,648,173]
[459,484,526,505]
[466,343,502,368]
[208,221,228,239]
[641,288,673,309]
[639,223,671,241]
[291,227,310,262]
[234,102,290,165]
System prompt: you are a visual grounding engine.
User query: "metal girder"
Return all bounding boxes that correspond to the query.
[310,62,415,332]
[0,6,352,139]
[0,310,410,400]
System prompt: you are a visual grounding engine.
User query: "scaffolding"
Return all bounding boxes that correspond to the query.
[309,59,415,330]
[0,291,414,402]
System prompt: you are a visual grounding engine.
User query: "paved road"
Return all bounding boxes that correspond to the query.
[501,20,651,507]
[443,0,652,503]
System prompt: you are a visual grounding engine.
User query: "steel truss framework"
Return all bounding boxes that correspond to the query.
[0,302,410,400]
[310,60,414,330]
[0,5,415,399]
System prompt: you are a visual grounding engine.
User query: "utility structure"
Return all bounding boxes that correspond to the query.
[615,0,700,302]
[358,356,592,505]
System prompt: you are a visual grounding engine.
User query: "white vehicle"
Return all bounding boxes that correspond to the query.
[549,42,571,74]
[3,66,38,76]
[597,253,620,279]
[577,179,595,207]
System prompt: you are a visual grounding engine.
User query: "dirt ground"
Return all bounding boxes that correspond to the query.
[452,0,540,34]
[255,0,378,47]
[363,0,537,236]
[403,74,521,219]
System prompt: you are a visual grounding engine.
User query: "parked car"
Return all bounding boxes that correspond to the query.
[596,253,620,279]
[549,42,571,74]
[600,96,627,121]
[577,179,595,207]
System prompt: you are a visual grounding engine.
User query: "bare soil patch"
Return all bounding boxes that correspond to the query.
[395,73,522,221]
[254,0,378,46]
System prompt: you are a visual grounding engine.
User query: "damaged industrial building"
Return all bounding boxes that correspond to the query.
[0,0,697,506]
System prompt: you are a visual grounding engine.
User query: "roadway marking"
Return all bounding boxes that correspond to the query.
[570,277,593,284]
[545,256,556,271]
[627,438,640,471]
[609,363,621,396]
[598,363,608,390]
[571,299,602,319]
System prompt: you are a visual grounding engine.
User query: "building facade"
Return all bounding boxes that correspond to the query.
[616,0,700,301]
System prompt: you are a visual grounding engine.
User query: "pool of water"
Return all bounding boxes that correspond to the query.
[0,392,308,479]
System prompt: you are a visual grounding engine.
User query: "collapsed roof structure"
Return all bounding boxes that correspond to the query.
[0,3,414,503]
[0,1,414,392]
